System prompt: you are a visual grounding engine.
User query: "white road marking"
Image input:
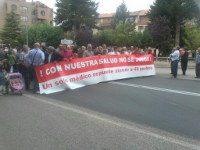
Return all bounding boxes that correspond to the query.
[24,94,200,150]
[110,82,200,97]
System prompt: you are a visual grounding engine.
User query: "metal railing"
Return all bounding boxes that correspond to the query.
[154,57,195,62]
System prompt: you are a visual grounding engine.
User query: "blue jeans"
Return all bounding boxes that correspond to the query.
[172,60,179,78]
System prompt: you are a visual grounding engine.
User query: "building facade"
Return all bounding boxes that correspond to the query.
[0,0,53,30]
[96,10,149,32]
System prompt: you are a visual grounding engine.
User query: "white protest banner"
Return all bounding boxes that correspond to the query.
[35,54,155,94]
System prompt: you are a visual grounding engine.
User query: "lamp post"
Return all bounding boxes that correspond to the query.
[26,25,29,46]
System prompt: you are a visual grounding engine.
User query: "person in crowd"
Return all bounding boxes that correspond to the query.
[78,46,86,58]
[45,46,63,64]
[7,49,18,73]
[60,44,74,61]
[128,47,133,54]
[142,48,148,55]
[3,48,10,73]
[56,44,64,52]
[130,46,134,51]
[94,47,102,55]
[148,48,154,55]
[16,48,23,74]
[121,47,129,54]
[0,65,6,95]
[180,47,189,75]
[0,47,6,62]
[102,44,108,54]
[26,43,45,93]
[108,47,120,55]
[195,48,200,78]
[41,45,49,62]
[169,48,175,74]
[108,47,115,55]
[19,45,30,90]
[132,47,141,56]
[72,45,79,58]
[170,47,180,78]
[83,44,94,57]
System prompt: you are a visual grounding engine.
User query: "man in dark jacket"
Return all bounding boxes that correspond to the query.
[181,48,189,75]
[45,46,63,64]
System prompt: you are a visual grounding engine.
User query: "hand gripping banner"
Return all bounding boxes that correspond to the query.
[35,54,155,94]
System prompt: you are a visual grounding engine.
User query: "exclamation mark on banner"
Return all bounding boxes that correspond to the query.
[40,70,43,77]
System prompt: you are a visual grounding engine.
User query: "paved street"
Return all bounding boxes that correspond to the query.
[0,67,200,150]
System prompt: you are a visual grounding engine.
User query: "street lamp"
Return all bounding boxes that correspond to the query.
[26,25,29,46]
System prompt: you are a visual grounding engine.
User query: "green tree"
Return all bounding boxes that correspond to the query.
[0,12,22,47]
[112,0,129,28]
[55,0,99,40]
[148,0,200,47]
[76,27,95,46]
[183,25,200,51]
[95,30,114,46]
[22,23,64,47]
[113,22,135,46]
[150,16,172,55]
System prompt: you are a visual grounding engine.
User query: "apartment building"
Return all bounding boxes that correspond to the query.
[0,0,53,30]
[96,10,150,32]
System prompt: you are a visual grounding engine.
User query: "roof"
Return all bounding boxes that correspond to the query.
[137,22,149,26]
[130,10,149,16]
[98,13,115,19]
[98,10,149,19]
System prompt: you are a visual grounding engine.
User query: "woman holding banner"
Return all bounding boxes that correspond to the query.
[60,45,74,61]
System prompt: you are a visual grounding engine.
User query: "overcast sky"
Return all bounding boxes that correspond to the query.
[27,0,155,13]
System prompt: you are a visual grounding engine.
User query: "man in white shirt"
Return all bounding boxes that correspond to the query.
[108,47,120,55]
[170,47,180,78]
[83,44,94,57]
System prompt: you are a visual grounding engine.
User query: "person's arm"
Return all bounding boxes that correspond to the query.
[55,51,64,62]
[41,51,45,63]
[25,51,31,65]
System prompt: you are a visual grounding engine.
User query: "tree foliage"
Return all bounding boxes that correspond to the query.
[150,16,172,55]
[22,23,64,48]
[112,1,129,28]
[55,0,99,38]
[148,0,200,47]
[95,22,152,48]
[0,12,22,47]
[183,25,200,51]
[76,27,95,46]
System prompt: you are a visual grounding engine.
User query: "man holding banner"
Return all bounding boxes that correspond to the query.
[45,46,63,64]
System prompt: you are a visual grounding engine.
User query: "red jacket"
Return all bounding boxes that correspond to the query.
[60,50,74,60]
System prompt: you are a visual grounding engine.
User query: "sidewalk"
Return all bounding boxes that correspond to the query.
[154,61,200,80]
[155,61,196,69]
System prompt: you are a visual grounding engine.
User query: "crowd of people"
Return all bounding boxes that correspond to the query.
[169,47,200,78]
[0,42,200,95]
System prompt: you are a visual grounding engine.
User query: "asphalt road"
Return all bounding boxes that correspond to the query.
[43,76,200,139]
[0,72,200,150]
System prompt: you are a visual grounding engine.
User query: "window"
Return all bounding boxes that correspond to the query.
[138,26,144,31]
[32,19,36,23]
[32,9,36,15]
[41,10,45,16]
[20,6,28,13]
[11,4,17,11]
[20,16,28,22]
